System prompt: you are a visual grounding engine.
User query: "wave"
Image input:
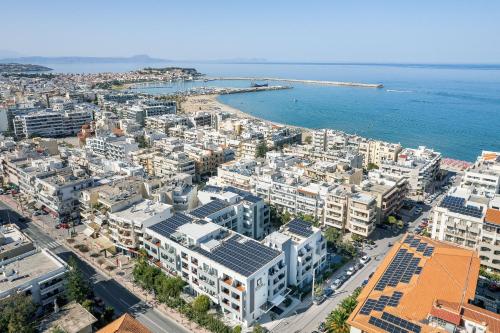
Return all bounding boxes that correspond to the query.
[386,89,413,93]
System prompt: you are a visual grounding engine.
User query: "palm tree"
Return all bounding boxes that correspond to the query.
[326,308,350,333]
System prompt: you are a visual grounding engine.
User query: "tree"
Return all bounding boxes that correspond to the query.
[304,136,312,144]
[367,163,379,171]
[99,306,115,326]
[386,215,397,225]
[81,299,94,313]
[324,227,342,247]
[326,308,350,333]
[0,293,36,333]
[252,323,265,333]
[66,256,91,304]
[255,140,268,158]
[233,325,242,333]
[192,295,211,313]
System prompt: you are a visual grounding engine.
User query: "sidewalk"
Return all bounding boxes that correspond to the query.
[0,195,211,333]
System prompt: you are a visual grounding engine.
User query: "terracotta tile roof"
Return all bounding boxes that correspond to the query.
[97,314,151,333]
[430,300,462,326]
[348,234,480,333]
[461,303,500,333]
[485,209,500,226]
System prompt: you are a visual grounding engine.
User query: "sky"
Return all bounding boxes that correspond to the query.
[2,0,500,63]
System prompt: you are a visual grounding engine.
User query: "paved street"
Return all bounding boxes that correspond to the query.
[0,199,190,333]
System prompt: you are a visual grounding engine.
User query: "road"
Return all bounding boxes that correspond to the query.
[0,199,190,333]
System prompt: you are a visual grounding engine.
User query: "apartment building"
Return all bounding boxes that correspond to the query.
[431,187,500,272]
[32,167,94,223]
[185,145,227,180]
[263,218,327,287]
[106,199,173,254]
[126,99,176,126]
[254,171,332,221]
[362,171,408,224]
[348,234,500,333]
[145,114,189,133]
[79,177,144,223]
[13,109,93,138]
[461,151,500,197]
[142,215,287,326]
[198,185,271,239]
[208,160,258,192]
[323,185,377,237]
[0,225,68,311]
[86,135,139,161]
[380,146,441,198]
[152,152,196,178]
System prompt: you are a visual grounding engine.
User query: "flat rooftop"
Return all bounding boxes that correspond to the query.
[38,301,97,333]
[111,200,171,222]
[348,234,481,333]
[0,250,65,294]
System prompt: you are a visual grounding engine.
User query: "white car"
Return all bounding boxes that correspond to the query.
[360,255,371,264]
[346,266,356,276]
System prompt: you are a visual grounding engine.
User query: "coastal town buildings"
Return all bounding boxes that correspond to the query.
[347,234,500,333]
[379,146,441,198]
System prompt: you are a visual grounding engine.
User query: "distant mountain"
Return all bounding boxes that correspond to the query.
[0,63,52,73]
[0,54,170,64]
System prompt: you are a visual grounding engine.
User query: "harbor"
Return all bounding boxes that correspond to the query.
[209,76,384,88]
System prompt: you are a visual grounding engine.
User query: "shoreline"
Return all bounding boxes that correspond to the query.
[182,94,472,164]
[182,94,311,135]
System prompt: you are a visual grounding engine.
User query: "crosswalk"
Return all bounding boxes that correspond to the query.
[37,240,61,250]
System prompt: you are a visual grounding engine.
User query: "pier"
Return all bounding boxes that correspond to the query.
[211,76,384,88]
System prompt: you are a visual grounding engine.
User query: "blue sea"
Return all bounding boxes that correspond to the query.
[48,62,500,161]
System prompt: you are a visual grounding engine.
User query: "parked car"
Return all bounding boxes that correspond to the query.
[60,223,70,229]
[324,287,333,297]
[332,278,343,289]
[346,266,356,276]
[360,255,371,264]
[387,242,393,247]
[314,295,326,305]
[318,322,327,332]
[355,263,364,271]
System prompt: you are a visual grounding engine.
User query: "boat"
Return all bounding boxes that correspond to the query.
[251,82,268,88]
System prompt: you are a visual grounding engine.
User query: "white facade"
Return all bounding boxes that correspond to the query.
[143,217,287,326]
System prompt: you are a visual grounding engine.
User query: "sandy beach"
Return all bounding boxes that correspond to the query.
[182,94,311,135]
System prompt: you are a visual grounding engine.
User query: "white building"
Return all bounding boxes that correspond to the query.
[86,135,139,161]
[263,218,327,288]
[106,199,173,254]
[13,109,93,138]
[142,215,287,326]
[461,151,500,197]
[380,146,441,198]
[197,185,271,239]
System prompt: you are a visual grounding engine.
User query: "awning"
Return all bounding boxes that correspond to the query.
[270,294,286,307]
[94,236,115,252]
[83,227,95,237]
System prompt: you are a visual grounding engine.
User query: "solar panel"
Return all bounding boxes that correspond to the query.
[373,248,423,291]
[423,247,434,257]
[382,312,421,333]
[369,316,409,333]
[360,299,378,315]
[286,218,314,237]
[149,213,194,238]
[189,199,229,218]
[440,195,483,218]
[224,186,262,203]
[195,234,281,276]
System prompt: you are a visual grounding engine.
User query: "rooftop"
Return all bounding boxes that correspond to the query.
[283,218,314,238]
[485,208,500,226]
[111,200,171,223]
[0,249,66,294]
[97,313,151,333]
[38,301,97,333]
[348,234,481,333]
